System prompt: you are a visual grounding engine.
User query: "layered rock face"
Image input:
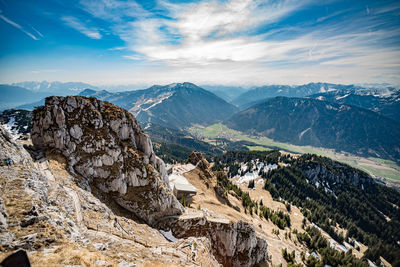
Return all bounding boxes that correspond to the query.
[157,214,268,267]
[31,96,183,224]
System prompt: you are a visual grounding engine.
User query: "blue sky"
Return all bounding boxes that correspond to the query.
[0,0,399,86]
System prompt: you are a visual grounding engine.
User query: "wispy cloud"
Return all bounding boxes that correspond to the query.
[67,0,399,85]
[31,69,61,74]
[90,0,315,59]
[61,16,102,39]
[3,0,398,86]
[79,0,149,22]
[0,13,40,40]
[163,0,311,41]
[29,25,44,38]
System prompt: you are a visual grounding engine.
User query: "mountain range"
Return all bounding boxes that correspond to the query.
[12,81,96,95]
[0,85,50,111]
[232,82,399,109]
[226,96,400,161]
[1,96,399,266]
[310,90,400,123]
[80,82,238,129]
[201,85,248,102]
[231,83,352,106]
[2,80,400,162]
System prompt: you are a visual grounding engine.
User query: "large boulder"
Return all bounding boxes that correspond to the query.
[31,96,183,225]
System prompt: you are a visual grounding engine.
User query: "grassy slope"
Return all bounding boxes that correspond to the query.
[189,123,400,183]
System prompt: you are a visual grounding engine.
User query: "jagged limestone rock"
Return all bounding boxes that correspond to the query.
[157,214,268,267]
[0,126,33,166]
[31,96,183,225]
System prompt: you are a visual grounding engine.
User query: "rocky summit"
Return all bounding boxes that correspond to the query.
[0,97,270,266]
[31,96,183,225]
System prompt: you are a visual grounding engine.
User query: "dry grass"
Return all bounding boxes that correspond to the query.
[184,166,372,266]
[27,243,116,267]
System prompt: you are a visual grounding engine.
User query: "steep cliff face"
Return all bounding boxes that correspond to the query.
[31,96,183,225]
[157,212,268,267]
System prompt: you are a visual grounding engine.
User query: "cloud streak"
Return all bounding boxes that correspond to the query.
[0,13,40,40]
[61,16,102,39]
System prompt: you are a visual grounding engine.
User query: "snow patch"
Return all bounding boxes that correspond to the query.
[237,172,258,184]
[2,116,21,140]
[143,93,173,111]
[335,94,349,100]
[168,164,197,191]
[236,160,277,184]
[299,127,311,140]
[159,229,179,242]
[131,92,173,116]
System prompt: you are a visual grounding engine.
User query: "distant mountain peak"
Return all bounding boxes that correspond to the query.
[79,88,97,95]
[77,82,237,129]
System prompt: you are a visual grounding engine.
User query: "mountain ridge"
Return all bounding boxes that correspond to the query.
[80,82,238,129]
[232,82,399,107]
[226,96,400,161]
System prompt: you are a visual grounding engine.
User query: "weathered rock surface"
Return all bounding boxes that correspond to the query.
[0,124,219,266]
[31,96,183,224]
[0,198,7,231]
[157,211,268,267]
[0,126,33,166]
[0,125,63,251]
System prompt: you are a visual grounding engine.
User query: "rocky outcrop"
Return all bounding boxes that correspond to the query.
[0,125,62,251]
[157,212,268,267]
[0,126,33,166]
[296,156,374,191]
[0,124,220,266]
[188,152,232,205]
[31,96,183,225]
[188,151,213,179]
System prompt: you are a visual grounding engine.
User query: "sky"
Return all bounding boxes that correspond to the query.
[0,0,399,86]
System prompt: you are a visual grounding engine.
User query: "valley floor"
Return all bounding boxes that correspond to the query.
[189,123,400,188]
